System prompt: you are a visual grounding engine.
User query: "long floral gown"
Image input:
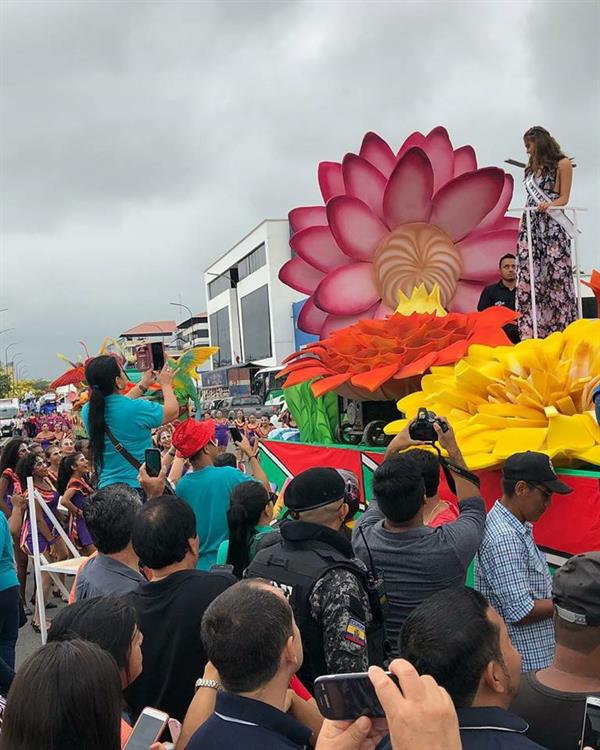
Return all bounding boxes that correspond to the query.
[515,170,578,339]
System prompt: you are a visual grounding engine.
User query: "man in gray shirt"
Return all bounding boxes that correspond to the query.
[353,420,485,652]
[74,483,145,600]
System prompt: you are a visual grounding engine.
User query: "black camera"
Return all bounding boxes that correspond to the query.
[409,407,449,442]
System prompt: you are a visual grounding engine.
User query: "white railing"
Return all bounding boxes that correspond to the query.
[507,206,588,339]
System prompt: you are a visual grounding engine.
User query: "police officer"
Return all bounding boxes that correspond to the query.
[246,467,386,690]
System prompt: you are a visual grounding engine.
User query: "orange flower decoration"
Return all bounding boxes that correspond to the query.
[280,306,517,401]
[582,269,600,317]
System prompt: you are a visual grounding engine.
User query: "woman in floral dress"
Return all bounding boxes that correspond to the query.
[516,126,577,340]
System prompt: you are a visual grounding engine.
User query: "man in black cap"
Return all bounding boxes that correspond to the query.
[246,467,385,690]
[511,552,600,750]
[475,451,573,672]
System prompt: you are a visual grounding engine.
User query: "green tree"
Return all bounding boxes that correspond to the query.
[0,372,11,399]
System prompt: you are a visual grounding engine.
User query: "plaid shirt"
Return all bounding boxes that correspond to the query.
[475,501,554,671]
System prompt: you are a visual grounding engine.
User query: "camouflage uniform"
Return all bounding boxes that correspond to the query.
[309,565,372,674]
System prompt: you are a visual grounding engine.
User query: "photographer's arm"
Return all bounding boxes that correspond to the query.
[433,420,479,504]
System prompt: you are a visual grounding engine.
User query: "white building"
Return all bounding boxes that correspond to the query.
[204,220,304,370]
[173,312,210,350]
[118,320,178,361]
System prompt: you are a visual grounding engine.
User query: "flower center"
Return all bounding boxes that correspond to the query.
[373,222,463,309]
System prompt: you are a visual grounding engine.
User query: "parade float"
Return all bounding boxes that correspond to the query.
[259,127,600,563]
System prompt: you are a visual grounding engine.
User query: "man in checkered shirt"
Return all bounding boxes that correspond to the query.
[475,451,573,671]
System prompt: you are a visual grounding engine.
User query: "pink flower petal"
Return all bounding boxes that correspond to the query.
[314,262,380,315]
[488,216,520,232]
[320,303,378,338]
[342,154,387,219]
[429,167,505,242]
[359,132,396,177]
[327,196,389,262]
[453,145,477,177]
[279,256,325,295]
[373,301,394,319]
[289,206,328,233]
[457,229,520,283]
[396,131,425,160]
[297,297,329,335]
[383,147,434,228]
[448,280,486,313]
[473,173,514,233]
[318,162,345,202]
[423,126,454,193]
[290,226,350,273]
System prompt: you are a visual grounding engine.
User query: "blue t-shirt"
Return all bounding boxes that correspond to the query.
[82,395,164,488]
[176,466,255,570]
[0,511,19,592]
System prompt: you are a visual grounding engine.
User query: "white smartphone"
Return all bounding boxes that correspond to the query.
[124,707,169,750]
[580,696,600,750]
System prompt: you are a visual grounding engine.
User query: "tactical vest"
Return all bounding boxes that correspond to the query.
[246,532,387,689]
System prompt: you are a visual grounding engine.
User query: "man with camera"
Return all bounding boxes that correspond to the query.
[352,415,486,653]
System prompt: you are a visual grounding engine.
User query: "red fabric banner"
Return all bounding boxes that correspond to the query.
[263,441,600,557]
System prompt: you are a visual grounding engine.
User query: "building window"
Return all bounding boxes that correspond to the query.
[209,308,232,367]
[241,285,272,361]
[208,274,232,300]
[238,243,266,282]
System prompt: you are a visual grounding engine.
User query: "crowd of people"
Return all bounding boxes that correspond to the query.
[0,353,598,750]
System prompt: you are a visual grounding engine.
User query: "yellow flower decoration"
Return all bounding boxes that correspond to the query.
[385,319,600,470]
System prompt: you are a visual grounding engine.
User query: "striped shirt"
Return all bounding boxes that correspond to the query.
[475,500,554,671]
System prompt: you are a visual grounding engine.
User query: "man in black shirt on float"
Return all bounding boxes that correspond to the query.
[124,495,236,721]
[477,253,519,343]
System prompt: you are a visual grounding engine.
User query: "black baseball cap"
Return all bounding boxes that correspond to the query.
[285,468,346,512]
[502,451,573,494]
[553,552,600,626]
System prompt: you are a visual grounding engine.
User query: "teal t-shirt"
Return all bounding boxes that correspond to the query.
[176,466,255,571]
[216,524,274,566]
[0,511,19,592]
[82,395,164,488]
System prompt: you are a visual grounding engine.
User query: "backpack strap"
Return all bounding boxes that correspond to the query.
[105,426,142,471]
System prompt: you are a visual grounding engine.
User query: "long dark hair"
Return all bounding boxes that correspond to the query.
[16,452,41,491]
[85,356,121,471]
[48,596,139,684]
[56,453,83,495]
[0,639,122,750]
[226,482,271,578]
[0,438,27,475]
[523,126,569,176]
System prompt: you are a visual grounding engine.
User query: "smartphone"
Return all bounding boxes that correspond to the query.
[228,425,243,443]
[135,345,152,372]
[581,696,600,750]
[150,342,165,371]
[124,706,169,749]
[314,672,397,720]
[145,448,162,478]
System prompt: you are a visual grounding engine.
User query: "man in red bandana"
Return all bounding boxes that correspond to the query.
[172,419,259,571]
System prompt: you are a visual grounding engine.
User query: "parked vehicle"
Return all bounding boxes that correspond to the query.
[0,398,20,438]
[219,395,263,418]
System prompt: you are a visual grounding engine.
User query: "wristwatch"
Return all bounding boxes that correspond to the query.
[195,678,222,692]
[138,384,148,394]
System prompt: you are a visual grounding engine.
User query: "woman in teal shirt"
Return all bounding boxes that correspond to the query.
[216,482,275,578]
[0,505,20,690]
[82,355,179,489]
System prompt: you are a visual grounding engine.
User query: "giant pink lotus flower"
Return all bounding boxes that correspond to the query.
[280,127,520,338]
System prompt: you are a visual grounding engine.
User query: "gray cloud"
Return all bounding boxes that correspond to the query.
[0,0,598,377]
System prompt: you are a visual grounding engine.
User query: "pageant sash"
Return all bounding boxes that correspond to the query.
[524,175,578,239]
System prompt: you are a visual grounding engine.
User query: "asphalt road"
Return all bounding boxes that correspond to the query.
[16,570,68,667]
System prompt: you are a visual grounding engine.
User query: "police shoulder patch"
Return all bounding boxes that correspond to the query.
[344,616,366,647]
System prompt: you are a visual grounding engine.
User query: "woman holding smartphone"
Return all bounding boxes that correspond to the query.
[82,355,178,491]
[516,126,577,339]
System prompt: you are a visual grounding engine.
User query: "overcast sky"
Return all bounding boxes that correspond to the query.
[1,0,598,379]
